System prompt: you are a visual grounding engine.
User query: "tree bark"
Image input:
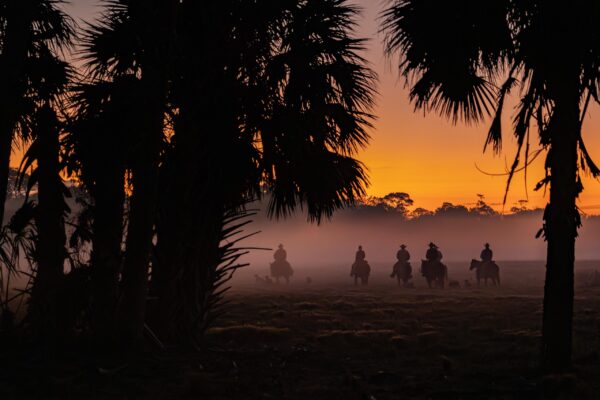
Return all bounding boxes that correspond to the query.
[541,73,580,373]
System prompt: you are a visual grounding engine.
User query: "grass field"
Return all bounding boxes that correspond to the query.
[1,261,599,399]
[196,261,600,399]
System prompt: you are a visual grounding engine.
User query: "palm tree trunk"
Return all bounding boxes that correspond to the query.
[117,120,162,347]
[541,74,580,373]
[29,106,67,339]
[117,76,165,348]
[90,168,125,345]
[154,106,220,345]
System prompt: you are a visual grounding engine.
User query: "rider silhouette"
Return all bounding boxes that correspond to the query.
[355,245,366,262]
[274,243,287,262]
[426,242,442,262]
[396,244,410,262]
[480,243,493,262]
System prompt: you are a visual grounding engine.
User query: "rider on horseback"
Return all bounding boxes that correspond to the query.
[426,242,442,262]
[351,246,370,285]
[422,243,447,288]
[391,244,412,286]
[480,243,493,262]
[355,245,366,262]
[271,244,293,284]
[396,244,410,263]
[274,244,287,262]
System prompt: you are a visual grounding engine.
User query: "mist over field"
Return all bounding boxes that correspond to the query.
[238,196,600,285]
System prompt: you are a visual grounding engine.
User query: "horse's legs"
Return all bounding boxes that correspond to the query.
[427,279,432,289]
[354,276,358,286]
[275,276,279,284]
[363,276,369,286]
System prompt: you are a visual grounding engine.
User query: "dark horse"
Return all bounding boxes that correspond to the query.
[470,259,500,287]
[270,260,293,284]
[351,260,371,285]
[420,260,447,288]
[391,261,412,287]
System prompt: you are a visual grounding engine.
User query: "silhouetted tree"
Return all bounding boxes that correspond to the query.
[382,0,600,372]
[65,76,145,346]
[361,192,414,215]
[154,0,375,346]
[80,0,177,347]
[0,0,73,228]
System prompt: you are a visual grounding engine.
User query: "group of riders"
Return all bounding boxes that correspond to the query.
[269,242,500,288]
[351,242,500,288]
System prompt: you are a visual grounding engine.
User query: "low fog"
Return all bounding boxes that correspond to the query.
[239,197,600,283]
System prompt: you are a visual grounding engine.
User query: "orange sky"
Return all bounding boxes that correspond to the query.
[355,0,600,213]
[12,1,600,213]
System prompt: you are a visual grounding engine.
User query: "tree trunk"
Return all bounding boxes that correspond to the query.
[541,74,580,373]
[116,110,162,348]
[90,167,125,345]
[154,103,225,346]
[28,106,67,340]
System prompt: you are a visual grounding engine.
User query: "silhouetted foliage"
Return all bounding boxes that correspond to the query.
[381,0,600,372]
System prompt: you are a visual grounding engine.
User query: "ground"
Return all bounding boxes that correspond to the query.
[1,262,600,399]
[193,261,600,399]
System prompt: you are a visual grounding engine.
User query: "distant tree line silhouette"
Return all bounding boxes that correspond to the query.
[353,192,541,219]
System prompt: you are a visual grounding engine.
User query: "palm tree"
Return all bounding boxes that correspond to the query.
[65,76,145,346]
[18,45,74,339]
[0,0,74,227]
[80,0,177,347]
[381,0,600,372]
[154,0,375,346]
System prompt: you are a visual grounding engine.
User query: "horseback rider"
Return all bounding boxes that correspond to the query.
[274,243,287,262]
[426,242,442,262]
[392,244,412,285]
[355,245,366,262]
[396,244,410,263]
[480,243,493,263]
[351,245,369,285]
[271,244,292,284]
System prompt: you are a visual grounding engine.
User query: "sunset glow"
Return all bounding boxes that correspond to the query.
[15,0,600,213]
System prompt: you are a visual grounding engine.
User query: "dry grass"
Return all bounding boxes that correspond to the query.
[200,284,600,399]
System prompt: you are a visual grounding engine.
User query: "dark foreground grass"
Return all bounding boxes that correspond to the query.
[1,284,599,399]
[198,285,600,400]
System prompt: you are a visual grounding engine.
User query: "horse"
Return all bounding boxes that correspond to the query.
[270,260,293,284]
[469,259,500,287]
[351,260,371,285]
[420,260,448,288]
[391,261,412,287]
